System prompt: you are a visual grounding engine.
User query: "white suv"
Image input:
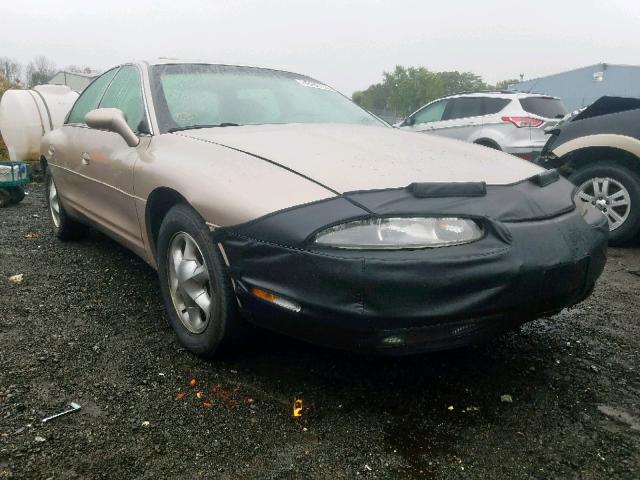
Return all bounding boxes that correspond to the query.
[397,92,567,161]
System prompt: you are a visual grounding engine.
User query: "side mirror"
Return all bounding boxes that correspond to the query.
[85,108,139,147]
[403,116,414,127]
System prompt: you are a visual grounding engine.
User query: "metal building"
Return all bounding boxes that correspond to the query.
[48,70,97,93]
[510,63,640,112]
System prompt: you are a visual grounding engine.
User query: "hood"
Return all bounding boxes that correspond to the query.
[178,124,543,193]
[572,96,640,122]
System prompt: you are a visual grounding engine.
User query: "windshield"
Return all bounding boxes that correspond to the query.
[149,64,385,133]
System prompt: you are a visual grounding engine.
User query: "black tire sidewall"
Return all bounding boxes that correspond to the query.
[9,187,25,204]
[0,189,10,208]
[156,204,236,357]
[569,162,640,245]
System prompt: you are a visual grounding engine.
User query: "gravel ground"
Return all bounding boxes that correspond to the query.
[1,183,639,479]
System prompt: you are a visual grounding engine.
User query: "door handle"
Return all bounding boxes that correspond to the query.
[81,152,91,165]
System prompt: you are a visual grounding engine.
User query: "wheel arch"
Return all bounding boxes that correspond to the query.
[558,146,640,178]
[145,187,192,258]
[473,138,502,150]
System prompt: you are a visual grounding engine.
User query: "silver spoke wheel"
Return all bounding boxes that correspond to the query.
[167,232,214,334]
[575,176,631,232]
[48,176,61,228]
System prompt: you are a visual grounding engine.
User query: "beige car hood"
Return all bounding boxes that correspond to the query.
[179,124,543,193]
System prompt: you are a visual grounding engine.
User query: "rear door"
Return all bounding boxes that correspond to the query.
[434,97,486,140]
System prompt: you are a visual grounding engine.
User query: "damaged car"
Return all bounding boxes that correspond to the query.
[537,96,640,245]
[41,60,608,356]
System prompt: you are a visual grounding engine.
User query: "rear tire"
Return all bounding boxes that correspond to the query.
[45,167,83,240]
[569,162,640,246]
[0,189,10,208]
[8,187,25,204]
[475,140,501,150]
[156,204,238,357]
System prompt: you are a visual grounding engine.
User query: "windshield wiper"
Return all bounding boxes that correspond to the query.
[168,123,240,133]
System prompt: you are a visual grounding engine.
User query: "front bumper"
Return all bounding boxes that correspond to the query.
[219,206,608,355]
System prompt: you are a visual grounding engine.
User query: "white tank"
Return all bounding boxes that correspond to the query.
[0,85,78,161]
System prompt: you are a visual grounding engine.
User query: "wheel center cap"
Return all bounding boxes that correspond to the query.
[595,198,607,211]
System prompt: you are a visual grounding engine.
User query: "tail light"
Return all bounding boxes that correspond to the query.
[501,116,544,128]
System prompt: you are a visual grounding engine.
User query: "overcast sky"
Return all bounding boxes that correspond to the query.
[2,0,640,94]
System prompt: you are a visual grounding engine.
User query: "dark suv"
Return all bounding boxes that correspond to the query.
[537,96,640,245]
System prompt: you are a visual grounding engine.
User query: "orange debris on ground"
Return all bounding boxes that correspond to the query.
[189,378,197,387]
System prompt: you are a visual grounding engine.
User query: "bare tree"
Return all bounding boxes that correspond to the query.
[0,57,22,84]
[25,55,57,87]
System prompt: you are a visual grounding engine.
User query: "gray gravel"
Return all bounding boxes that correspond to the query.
[1,183,639,479]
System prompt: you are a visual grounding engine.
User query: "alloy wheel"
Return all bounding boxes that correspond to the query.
[167,232,214,334]
[575,176,631,231]
[49,176,61,228]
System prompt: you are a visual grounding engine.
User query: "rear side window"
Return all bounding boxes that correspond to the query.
[99,65,146,132]
[66,68,119,125]
[444,97,485,120]
[483,98,510,115]
[519,97,567,119]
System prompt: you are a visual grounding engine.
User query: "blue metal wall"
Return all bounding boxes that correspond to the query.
[510,64,640,112]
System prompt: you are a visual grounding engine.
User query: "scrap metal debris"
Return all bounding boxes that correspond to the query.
[41,402,81,423]
[501,394,513,403]
[23,232,40,240]
[8,274,23,284]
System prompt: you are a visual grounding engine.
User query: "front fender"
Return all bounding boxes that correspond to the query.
[552,134,640,159]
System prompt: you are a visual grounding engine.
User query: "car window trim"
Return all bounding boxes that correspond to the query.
[97,63,153,136]
[64,66,121,126]
[64,64,154,137]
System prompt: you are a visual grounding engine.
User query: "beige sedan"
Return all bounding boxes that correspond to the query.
[41,60,608,356]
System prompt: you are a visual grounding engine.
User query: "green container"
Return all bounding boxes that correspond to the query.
[0,161,30,207]
[0,161,30,187]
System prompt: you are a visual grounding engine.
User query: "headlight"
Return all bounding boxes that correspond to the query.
[313,217,483,249]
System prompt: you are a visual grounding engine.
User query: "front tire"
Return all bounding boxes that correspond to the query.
[156,204,238,357]
[570,162,640,246]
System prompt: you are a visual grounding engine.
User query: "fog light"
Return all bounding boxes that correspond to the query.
[250,287,301,313]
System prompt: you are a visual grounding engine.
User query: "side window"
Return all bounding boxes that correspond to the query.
[99,65,146,132]
[483,98,510,115]
[444,98,485,120]
[413,100,448,124]
[66,68,119,125]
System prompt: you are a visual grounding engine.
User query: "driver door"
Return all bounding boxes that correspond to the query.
[69,65,149,257]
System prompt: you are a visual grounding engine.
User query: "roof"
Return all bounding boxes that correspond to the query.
[511,63,640,88]
[441,91,557,100]
[49,70,99,80]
